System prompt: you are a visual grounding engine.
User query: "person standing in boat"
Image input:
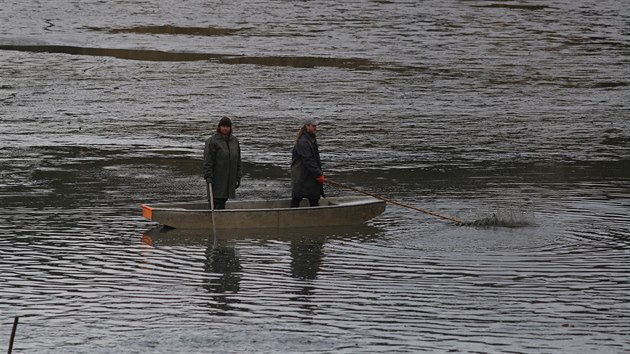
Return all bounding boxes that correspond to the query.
[204,117,242,210]
[291,117,325,207]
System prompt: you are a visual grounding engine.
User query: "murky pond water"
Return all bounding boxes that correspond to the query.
[1,1,629,352]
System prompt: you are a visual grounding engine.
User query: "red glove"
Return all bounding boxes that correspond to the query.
[316,175,325,184]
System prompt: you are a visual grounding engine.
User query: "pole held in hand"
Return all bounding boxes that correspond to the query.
[325,178,464,224]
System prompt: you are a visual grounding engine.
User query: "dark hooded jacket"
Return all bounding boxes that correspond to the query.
[204,132,242,199]
[291,131,323,200]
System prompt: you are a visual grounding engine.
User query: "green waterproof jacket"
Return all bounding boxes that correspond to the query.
[203,132,242,199]
[291,132,323,200]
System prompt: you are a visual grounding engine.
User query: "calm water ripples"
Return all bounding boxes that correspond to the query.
[2,0,630,352]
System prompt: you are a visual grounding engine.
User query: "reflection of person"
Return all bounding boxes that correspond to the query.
[203,242,242,312]
[203,243,242,294]
[291,118,324,207]
[203,117,242,210]
[290,239,324,280]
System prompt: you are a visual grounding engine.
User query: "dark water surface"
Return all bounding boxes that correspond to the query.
[1,1,629,353]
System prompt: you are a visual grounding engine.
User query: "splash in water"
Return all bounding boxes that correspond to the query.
[461,209,536,228]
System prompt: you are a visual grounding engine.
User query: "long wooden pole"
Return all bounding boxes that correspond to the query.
[206,182,214,210]
[326,178,464,224]
[207,182,218,247]
[8,316,18,354]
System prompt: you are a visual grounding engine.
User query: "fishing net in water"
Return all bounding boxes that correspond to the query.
[459,208,535,228]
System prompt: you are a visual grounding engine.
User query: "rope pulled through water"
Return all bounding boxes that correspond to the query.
[325,178,533,228]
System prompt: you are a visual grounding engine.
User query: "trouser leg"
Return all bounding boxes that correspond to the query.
[290,198,302,208]
[214,198,227,210]
[308,198,319,207]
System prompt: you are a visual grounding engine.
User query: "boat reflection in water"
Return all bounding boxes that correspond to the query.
[141,224,382,310]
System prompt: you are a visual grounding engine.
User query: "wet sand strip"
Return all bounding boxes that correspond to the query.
[0,44,376,70]
[86,25,244,36]
[473,4,550,10]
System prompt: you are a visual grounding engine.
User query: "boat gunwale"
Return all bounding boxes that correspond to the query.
[143,196,384,214]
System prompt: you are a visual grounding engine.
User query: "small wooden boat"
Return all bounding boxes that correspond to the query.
[141,196,386,229]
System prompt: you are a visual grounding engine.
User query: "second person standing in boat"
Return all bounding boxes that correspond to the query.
[291,117,325,207]
[204,117,242,210]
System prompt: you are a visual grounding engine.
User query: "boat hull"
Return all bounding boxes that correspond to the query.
[141,196,386,229]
